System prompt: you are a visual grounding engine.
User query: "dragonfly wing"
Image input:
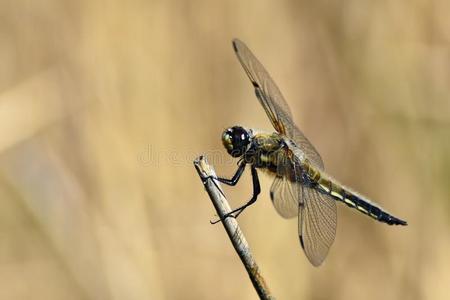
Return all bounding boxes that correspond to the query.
[298,186,337,267]
[290,125,324,170]
[233,39,292,135]
[232,39,324,170]
[270,148,303,218]
[270,175,301,218]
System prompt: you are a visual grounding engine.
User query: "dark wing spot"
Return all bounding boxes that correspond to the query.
[299,235,305,249]
[232,39,239,52]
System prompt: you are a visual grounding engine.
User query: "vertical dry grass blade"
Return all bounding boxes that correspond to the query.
[193,156,275,300]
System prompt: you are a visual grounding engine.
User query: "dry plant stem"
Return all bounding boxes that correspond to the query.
[194,156,275,300]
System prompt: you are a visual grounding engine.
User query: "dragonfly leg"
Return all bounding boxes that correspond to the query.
[211,166,260,224]
[206,160,246,186]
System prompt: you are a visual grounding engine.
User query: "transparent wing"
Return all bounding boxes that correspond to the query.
[270,148,303,218]
[270,175,300,218]
[232,38,324,170]
[299,185,337,267]
[289,126,324,170]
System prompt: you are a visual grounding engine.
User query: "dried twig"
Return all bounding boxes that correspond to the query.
[194,156,275,300]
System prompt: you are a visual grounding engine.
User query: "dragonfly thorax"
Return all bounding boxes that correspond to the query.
[222,126,252,157]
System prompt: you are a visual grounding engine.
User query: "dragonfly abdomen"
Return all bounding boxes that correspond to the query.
[312,172,407,226]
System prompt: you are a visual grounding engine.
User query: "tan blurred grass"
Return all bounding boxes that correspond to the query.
[0,1,449,299]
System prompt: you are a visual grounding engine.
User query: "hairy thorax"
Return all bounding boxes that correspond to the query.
[243,132,285,173]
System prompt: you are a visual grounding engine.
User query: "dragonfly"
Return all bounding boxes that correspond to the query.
[212,38,407,267]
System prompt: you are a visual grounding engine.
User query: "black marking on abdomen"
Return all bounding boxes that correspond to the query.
[342,192,407,226]
[304,162,407,226]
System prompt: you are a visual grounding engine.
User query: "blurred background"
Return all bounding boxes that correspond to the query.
[0,1,449,299]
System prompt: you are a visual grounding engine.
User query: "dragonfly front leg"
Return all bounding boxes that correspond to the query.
[206,160,246,186]
[211,166,261,224]
[216,160,246,186]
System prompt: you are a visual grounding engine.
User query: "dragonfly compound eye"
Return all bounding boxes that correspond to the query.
[222,126,250,157]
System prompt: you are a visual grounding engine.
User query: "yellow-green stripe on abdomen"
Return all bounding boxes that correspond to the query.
[316,177,407,226]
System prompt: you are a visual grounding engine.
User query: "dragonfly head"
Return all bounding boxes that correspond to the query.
[222,126,251,158]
